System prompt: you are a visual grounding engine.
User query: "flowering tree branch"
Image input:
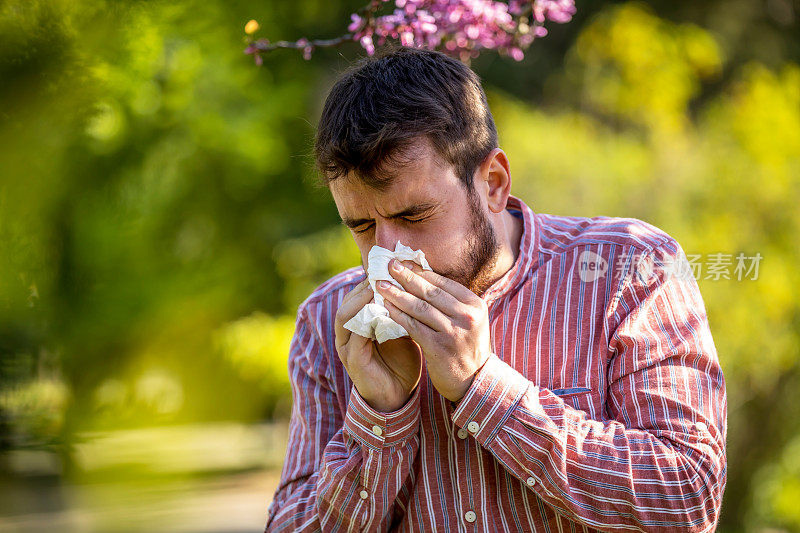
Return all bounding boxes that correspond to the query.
[244,0,576,64]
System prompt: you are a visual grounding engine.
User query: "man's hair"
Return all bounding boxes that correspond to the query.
[314,46,498,195]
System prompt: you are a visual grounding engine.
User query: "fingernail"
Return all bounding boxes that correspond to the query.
[391,259,403,272]
[378,281,388,289]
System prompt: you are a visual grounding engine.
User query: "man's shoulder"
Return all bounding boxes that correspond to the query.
[535,213,677,256]
[297,265,367,318]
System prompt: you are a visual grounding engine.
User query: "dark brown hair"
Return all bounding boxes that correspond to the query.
[314,46,498,195]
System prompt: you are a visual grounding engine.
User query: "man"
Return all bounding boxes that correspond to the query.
[265,46,727,532]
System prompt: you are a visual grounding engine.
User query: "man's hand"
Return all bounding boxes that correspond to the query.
[375,258,492,403]
[334,278,423,413]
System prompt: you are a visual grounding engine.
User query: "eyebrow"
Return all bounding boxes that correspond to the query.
[340,202,438,229]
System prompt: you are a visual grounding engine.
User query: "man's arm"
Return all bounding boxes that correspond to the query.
[265,304,422,532]
[450,239,727,532]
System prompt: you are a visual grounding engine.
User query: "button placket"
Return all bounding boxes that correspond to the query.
[451,423,475,531]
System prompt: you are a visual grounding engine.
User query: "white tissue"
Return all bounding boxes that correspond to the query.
[343,242,432,343]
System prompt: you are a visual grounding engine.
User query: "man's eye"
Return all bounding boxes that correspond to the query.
[354,224,374,234]
[353,218,424,234]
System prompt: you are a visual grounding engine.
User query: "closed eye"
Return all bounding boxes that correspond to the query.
[353,217,425,234]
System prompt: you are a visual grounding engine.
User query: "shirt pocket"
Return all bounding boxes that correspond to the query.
[550,386,592,397]
[548,386,602,419]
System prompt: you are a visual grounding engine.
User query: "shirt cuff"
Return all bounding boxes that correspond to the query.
[451,352,531,446]
[344,383,421,450]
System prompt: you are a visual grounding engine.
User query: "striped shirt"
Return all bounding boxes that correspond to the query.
[265,194,727,532]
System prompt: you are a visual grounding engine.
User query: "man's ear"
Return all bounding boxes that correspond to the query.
[475,148,512,214]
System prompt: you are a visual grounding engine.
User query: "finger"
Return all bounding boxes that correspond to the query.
[415,268,479,305]
[345,331,372,367]
[341,277,369,302]
[385,259,463,316]
[378,279,450,332]
[397,259,421,272]
[340,278,372,309]
[337,328,371,372]
[335,280,374,347]
[383,297,439,340]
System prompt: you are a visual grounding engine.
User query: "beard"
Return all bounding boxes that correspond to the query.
[437,187,502,298]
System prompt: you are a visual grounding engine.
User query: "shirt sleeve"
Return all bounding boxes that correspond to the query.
[265,304,422,532]
[450,238,728,532]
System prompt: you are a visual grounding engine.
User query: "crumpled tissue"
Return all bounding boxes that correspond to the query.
[343,242,431,343]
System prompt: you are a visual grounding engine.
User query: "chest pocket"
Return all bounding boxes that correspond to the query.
[550,387,591,396]
[549,386,603,420]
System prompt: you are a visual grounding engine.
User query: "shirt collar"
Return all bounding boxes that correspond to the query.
[481,194,539,307]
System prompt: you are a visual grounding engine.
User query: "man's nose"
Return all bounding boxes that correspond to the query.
[374,222,405,251]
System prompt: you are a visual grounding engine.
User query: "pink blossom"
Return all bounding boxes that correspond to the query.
[246,0,575,63]
[345,0,575,60]
[348,14,363,32]
[360,34,376,55]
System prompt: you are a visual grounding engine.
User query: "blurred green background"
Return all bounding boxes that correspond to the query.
[1,0,798,531]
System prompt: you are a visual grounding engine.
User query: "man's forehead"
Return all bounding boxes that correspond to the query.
[333,180,442,225]
[331,151,454,219]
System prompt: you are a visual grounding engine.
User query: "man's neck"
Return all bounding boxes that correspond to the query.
[475,207,524,298]
[496,207,523,275]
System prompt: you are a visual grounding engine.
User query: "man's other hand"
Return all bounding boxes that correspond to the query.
[334,277,423,413]
[376,258,492,403]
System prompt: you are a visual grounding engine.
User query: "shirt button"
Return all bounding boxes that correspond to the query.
[464,510,477,523]
[526,477,536,487]
[359,490,369,500]
[371,425,383,437]
[467,421,480,434]
[457,428,469,439]
[695,422,708,433]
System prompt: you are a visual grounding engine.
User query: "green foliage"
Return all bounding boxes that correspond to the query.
[0,0,344,436]
[571,3,724,133]
[213,311,295,414]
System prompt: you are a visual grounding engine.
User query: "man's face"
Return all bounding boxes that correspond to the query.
[329,138,501,297]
